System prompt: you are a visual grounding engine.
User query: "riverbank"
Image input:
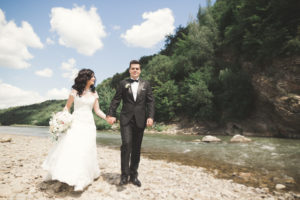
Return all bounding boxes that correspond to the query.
[1,133,299,200]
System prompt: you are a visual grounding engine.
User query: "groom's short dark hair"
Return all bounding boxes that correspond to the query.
[129,60,140,68]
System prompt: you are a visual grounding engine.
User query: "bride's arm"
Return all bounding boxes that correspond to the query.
[64,96,74,112]
[93,99,106,119]
[63,90,76,112]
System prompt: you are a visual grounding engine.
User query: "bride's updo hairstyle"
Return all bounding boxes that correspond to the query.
[72,69,96,96]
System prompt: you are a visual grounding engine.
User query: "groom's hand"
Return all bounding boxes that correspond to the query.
[146,118,153,127]
[106,116,116,125]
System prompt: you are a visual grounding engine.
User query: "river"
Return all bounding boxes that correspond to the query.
[0,125,299,192]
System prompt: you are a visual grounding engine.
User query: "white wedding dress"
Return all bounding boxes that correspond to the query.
[42,89,103,191]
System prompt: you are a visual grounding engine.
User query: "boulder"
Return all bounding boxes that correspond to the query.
[0,137,12,143]
[202,135,221,142]
[230,135,252,143]
[249,56,300,138]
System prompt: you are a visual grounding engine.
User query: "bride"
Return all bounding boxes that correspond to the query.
[42,69,108,191]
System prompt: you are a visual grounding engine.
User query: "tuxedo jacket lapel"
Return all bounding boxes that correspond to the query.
[136,80,145,102]
[125,79,134,102]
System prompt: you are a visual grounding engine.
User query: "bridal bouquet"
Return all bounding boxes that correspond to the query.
[49,111,73,141]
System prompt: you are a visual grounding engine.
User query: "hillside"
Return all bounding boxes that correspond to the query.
[0,100,66,126]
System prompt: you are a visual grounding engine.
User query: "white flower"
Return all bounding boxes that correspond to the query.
[125,83,131,89]
[48,111,73,141]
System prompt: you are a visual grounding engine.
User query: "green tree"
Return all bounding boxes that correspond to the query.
[142,55,179,121]
[160,26,189,56]
[214,0,300,62]
[181,66,214,120]
[153,80,179,121]
[172,5,219,81]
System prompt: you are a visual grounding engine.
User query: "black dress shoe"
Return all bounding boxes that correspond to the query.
[119,176,128,186]
[129,177,141,187]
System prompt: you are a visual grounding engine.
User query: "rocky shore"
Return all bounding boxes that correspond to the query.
[0,133,299,200]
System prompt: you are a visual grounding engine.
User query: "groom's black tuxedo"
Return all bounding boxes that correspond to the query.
[108,78,155,128]
[108,78,154,178]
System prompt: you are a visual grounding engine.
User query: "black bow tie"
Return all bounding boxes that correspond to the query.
[129,79,139,83]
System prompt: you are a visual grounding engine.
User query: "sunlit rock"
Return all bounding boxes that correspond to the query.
[230,134,252,143]
[202,135,221,142]
[275,184,286,190]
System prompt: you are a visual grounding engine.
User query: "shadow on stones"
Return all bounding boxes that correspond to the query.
[37,180,84,198]
[101,172,126,192]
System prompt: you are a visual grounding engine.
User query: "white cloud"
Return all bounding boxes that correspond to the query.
[46,88,69,100]
[112,25,120,30]
[50,5,106,56]
[0,9,43,69]
[35,68,53,77]
[61,58,79,80]
[0,82,45,109]
[46,37,55,45]
[121,8,175,48]
[0,81,71,109]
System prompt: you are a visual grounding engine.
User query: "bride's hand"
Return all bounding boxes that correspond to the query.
[106,116,116,125]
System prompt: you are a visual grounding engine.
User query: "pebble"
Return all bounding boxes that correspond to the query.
[275,184,286,190]
[0,136,12,143]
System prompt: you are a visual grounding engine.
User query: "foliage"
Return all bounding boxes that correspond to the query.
[96,77,122,121]
[171,6,219,81]
[160,26,189,56]
[152,80,179,121]
[0,100,66,126]
[96,78,116,114]
[142,55,173,83]
[213,0,300,61]
[142,55,179,121]
[181,66,214,120]
[94,117,111,130]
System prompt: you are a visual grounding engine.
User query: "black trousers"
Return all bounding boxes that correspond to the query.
[120,116,145,177]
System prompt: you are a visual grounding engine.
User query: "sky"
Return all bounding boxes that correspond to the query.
[0,0,212,109]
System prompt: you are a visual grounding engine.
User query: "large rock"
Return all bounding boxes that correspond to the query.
[245,56,300,138]
[202,135,221,142]
[230,134,252,143]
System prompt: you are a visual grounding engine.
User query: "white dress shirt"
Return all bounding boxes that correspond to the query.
[131,78,139,101]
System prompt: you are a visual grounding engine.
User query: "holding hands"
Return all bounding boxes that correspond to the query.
[105,116,153,127]
[106,116,116,125]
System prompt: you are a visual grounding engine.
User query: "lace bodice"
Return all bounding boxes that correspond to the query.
[70,89,98,112]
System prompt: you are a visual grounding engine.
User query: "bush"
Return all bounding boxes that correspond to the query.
[181,66,215,120]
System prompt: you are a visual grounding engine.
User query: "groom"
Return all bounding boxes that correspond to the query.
[107,60,155,187]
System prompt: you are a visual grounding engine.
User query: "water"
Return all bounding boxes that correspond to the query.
[1,126,299,192]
